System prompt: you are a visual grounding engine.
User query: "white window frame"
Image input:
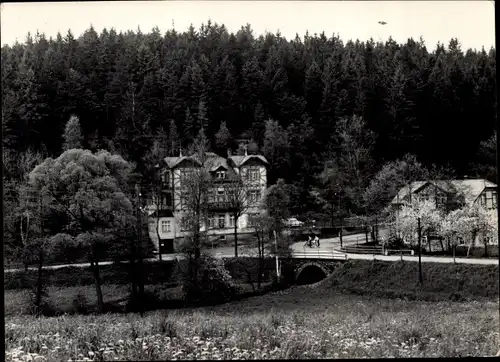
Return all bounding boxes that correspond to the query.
[217,188,225,202]
[208,216,215,229]
[249,169,259,181]
[248,189,261,205]
[229,214,235,228]
[161,220,171,233]
[218,214,225,229]
[486,191,494,209]
[216,171,226,179]
[248,213,259,227]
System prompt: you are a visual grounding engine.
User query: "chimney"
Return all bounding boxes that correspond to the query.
[179,148,183,157]
[244,145,248,156]
[227,148,232,157]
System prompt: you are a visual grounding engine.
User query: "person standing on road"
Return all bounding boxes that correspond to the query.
[314,234,320,247]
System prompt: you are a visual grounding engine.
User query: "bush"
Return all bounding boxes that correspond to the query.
[181,255,236,306]
[72,292,90,314]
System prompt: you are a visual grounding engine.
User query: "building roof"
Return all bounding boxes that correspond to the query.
[148,210,174,218]
[228,155,268,167]
[163,156,200,169]
[163,153,268,170]
[391,179,497,206]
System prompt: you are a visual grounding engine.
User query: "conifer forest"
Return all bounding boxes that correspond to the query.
[2,22,497,218]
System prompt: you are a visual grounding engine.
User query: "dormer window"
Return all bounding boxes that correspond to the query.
[216,171,226,179]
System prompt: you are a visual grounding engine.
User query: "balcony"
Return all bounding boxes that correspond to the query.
[207,200,238,211]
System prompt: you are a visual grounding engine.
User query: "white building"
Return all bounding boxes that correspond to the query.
[147,149,268,254]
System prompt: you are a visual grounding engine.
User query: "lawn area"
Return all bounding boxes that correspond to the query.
[4,281,271,317]
[5,287,499,360]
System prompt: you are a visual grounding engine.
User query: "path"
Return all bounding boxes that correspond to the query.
[4,232,498,273]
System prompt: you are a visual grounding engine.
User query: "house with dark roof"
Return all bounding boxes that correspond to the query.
[147,148,269,254]
[391,178,497,231]
[390,179,498,248]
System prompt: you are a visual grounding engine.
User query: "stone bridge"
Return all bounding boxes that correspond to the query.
[283,258,347,285]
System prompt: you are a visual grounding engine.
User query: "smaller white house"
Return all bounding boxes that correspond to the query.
[390,178,498,247]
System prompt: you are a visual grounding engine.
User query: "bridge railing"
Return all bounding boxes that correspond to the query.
[292,250,348,260]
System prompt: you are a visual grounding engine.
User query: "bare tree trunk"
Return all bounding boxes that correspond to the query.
[35,247,44,316]
[90,256,104,313]
[156,216,163,261]
[257,233,263,289]
[453,244,456,264]
[129,248,137,303]
[234,215,238,258]
[417,218,423,285]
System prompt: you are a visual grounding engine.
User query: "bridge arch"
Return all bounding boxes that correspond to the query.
[294,262,330,285]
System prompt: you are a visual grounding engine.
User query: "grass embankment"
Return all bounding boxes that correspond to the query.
[320,259,499,302]
[5,288,499,360]
[4,257,277,316]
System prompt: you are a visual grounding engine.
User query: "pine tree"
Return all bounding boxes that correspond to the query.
[62,115,84,151]
[168,119,179,156]
[184,107,195,143]
[215,121,232,152]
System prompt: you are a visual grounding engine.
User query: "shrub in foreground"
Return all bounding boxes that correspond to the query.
[180,255,237,306]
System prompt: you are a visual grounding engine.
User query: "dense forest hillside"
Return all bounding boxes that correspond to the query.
[1,22,497,218]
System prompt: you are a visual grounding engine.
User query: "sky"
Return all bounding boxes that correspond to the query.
[0,1,496,51]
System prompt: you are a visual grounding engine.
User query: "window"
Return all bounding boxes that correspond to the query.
[161,220,171,233]
[437,194,447,206]
[248,213,259,227]
[486,191,496,209]
[493,191,497,208]
[217,188,226,202]
[165,193,173,207]
[249,169,260,181]
[248,190,261,205]
[229,215,235,228]
[161,171,170,186]
[216,171,226,179]
[208,216,216,229]
[218,214,225,229]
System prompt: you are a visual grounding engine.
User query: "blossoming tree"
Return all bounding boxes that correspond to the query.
[397,199,444,248]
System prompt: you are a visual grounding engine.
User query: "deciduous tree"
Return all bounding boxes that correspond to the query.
[28,149,135,313]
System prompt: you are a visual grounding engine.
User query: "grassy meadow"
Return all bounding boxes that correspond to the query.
[5,258,499,360]
[5,287,499,361]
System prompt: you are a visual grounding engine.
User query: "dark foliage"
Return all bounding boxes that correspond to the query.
[1,25,496,220]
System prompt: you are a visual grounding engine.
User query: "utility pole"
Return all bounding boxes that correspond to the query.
[155,165,163,262]
[338,192,343,248]
[274,230,280,279]
[417,217,423,284]
[35,192,44,315]
[495,0,500,343]
[135,183,145,316]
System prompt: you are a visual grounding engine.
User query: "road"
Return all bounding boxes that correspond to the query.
[4,232,498,273]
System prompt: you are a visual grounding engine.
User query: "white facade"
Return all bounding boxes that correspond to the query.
[148,152,269,252]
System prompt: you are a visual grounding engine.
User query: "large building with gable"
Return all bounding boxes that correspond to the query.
[147,149,268,254]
